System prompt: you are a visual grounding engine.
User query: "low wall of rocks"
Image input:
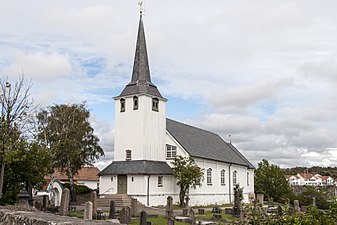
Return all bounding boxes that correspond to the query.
[0,207,119,225]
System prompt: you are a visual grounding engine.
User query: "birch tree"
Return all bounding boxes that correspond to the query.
[37,103,104,202]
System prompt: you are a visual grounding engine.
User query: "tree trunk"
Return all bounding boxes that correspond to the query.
[179,188,186,207]
[0,157,5,199]
[68,167,77,203]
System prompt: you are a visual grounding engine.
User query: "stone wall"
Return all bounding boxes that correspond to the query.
[0,207,118,225]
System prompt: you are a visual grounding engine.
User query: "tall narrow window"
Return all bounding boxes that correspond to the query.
[152,98,159,111]
[120,98,125,112]
[158,176,163,187]
[247,172,249,186]
[207,168,212,185]
[133,96,138,110]
[166,144,177,159]
[233,170,237,185]
[126,149,131,160]
[221,169,226,185]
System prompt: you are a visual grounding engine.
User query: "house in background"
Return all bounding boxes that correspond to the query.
[46,166,100,190]
[286,173,334,186]
[98,13,255,206]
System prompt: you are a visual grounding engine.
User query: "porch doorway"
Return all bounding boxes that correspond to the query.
[117,175,127,194]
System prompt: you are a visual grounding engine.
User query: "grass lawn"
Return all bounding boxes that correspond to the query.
[131,215,188,225]
[195,210,239,222]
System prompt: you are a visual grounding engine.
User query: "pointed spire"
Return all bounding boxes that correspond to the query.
[117,14,163,99]
[131,15,151,83]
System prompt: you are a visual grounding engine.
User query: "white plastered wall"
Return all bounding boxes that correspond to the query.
[114,95,166,161]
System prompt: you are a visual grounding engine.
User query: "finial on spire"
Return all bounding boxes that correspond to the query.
[138,1,144,15]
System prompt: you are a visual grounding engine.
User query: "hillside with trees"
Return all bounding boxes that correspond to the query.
[282,166,337,178]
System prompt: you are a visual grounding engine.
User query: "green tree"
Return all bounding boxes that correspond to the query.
[0,76,34,199]
[0,141,51,205]
[37,103,104,202]
[171,156,204,207]
[255,159,292,203]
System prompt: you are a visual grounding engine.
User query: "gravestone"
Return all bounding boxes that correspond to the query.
[17,188,30,205]
[312,197,316,207]
[277,205,283,216]
[42,195,49,210]
[59,188,70,216]
[294,200,300,213]
[256,194,264,205]
[166,196,175,225]
[109,200,116,219]
[248,193,256,203]
[131,198,138,217]
[140,210,147,225]
[268,198,274,208]
[182,207,189,216]
[120,206,131,224]
[91,191,97,215]
[189,208,196,224]
[233,188,241,217]
[166,196,174,218]
[84,201,93,220]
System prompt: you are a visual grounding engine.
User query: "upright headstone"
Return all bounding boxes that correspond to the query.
[120,206,131,224]
[59,188,70,216]
[84,201,93,220]
[43,195,49,210]
[166,196,174,218]
[189,207,196,224]
[257,194,264,205]
[312,197,316,207]
[233,188,241,217]
[277,205,283,216]
[131,198,138,217]
[294,200,300,212]
[109,200,116,219]
[17,188,30,205]
[182,207,190,216]
[91,191,97,215]
[140,210,147,225]
[166,196,174,225]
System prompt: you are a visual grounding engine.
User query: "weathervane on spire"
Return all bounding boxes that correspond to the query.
[138,0,144,15]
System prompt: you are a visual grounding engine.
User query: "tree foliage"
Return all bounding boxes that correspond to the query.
[37,103,104,202]
[255,159,293,203]
[0,76,35,199]
[171,156,204,207]
[0,141,51,205]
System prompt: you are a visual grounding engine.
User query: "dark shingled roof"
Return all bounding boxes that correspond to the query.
[166,118,255,169]
[99,160,172,176]
[117,15,163,99]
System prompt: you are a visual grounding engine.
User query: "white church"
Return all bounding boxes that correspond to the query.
[99,13,255,206]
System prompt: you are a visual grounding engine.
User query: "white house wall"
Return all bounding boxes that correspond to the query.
[99,175,117,195]
[114,95,166,161]
[77,180,98,190]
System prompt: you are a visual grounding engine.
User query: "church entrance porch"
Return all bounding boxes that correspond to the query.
[117,175,127,194]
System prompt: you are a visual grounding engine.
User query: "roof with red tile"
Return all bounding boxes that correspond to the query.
[46,167,100,182]
[298,173,314,180]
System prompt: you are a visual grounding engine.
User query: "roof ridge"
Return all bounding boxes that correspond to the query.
[167,118,220,136]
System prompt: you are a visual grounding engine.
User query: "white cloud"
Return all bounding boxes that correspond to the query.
[1,0,337,169]
[2,51,72,81]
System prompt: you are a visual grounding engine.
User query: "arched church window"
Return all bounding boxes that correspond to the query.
[233,170,237,185]
[133,96,138,110]
[207,168,212,185]
[152,98,159,111]
[221,169,226,185]
[120,98,125,112]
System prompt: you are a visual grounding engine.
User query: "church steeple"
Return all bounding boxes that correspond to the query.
[117,14,163,99]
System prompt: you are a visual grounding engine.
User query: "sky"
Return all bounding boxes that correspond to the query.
[1,0,337,170]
